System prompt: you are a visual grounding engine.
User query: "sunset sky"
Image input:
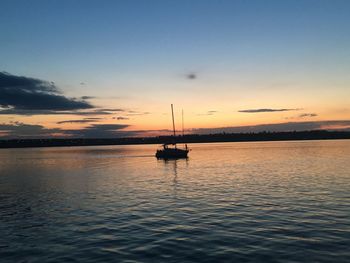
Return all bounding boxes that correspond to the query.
[1,0,350,138]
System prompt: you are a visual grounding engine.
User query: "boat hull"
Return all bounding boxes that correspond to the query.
[155,148,189,159]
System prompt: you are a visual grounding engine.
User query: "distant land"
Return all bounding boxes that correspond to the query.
[0,130,349,149]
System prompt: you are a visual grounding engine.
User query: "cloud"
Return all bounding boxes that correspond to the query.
[286,113,318,120]
[114,116,130,120]
[197,110,218,116]
[0,122,61,138]
[81,96,95,100]
[0,108,124,116]
[238,108,301,113]
[119,129,172,137]
[298,113,318,118]
[0,72,93,112]
[0,122,131,138]
[64,124,131,138]
[99,108,124,112]
[126,111,150,116]
[190,120,350,134]
[84,117,103,120]
[1,120,350,139]
[56,119,101,124]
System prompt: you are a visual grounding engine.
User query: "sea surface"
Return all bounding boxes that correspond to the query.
[0,140,349,262]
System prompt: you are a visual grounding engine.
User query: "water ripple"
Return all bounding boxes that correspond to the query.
[0,141,350,262]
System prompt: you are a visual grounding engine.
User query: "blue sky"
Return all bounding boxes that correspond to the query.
[0,0,350,137]
[2,0,349,82]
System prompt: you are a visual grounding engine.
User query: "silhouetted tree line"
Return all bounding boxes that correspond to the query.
[0,130,349,148]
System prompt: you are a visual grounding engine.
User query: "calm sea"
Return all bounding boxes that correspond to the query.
[0,140,349,262]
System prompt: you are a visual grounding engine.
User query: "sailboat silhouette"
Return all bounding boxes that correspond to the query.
[155,104,189,159]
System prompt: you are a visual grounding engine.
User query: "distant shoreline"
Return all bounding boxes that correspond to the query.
[0,130,349,149]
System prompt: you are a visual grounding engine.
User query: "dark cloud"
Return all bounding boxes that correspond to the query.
[0,122,61,138]
[64,124,131,138]
[0,108,124,116]
[56,119,101,124]
[299,113,318,118]
[81,96,94,100]
[238,108,301,113]
[190,120,350,134]
[0,122,131,138]
[114,116,130,120]
[0,72,93,112]
[73,109,124,115]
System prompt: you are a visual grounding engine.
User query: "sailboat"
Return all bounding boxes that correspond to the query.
[155,104,189,159]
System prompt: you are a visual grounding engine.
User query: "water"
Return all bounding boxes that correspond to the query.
[0,140,349,262]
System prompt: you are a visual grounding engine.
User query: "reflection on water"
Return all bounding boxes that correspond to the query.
[0,140,350,262]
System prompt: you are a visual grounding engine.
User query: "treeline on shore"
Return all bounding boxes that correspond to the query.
[0,130,349,149]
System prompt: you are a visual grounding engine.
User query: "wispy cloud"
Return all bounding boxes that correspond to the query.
[114,116,130,120]
[84,117,103,120]
[126,111,150,116]
[190,120,350,134]
[0,108,124,116]
[298,113,318,118]
[197,110,218,116]
[238,108,301,113]
[80,96,95,100]
[56,119,101,124]
[286,113,318,120]
[99,108,124,112]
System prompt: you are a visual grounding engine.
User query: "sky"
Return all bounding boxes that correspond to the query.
[1,0,350,138]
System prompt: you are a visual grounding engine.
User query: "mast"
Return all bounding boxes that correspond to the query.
[182,109,184,137]
[171,104,176,137]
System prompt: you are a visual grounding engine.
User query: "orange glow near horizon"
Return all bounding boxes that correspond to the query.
[1,102,349,138]
[1,72,350,137]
